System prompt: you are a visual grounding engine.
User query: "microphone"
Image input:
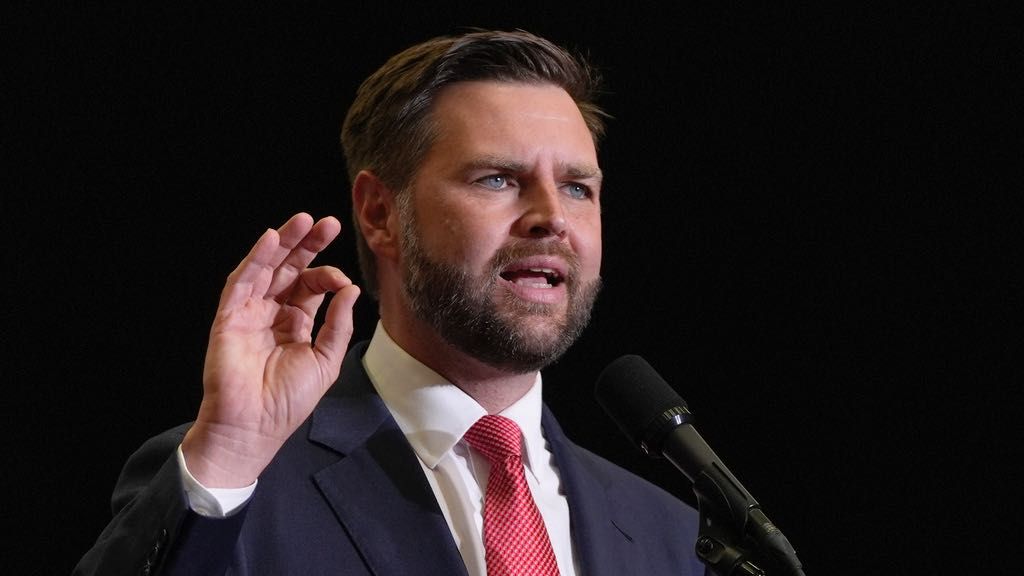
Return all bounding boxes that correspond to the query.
[594,354,805,576]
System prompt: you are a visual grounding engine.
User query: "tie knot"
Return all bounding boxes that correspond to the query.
[464,415,523,462]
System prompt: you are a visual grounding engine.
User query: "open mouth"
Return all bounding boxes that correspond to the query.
[499,267,565,288]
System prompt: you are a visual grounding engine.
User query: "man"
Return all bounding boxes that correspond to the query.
[75,29,705,575]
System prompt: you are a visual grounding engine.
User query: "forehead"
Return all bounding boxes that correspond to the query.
[425,81,598,162]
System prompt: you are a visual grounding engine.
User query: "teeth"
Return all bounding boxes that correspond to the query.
[515,278,553,288]
[528,267,556,274]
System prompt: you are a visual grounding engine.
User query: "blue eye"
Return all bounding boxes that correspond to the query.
[565,183,591,199]
[478,175,509,190]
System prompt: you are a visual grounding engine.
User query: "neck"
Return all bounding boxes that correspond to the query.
[450,371,538,415]
[380,313,538,414]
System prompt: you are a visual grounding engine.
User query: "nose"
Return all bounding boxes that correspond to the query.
[516,182,568,239]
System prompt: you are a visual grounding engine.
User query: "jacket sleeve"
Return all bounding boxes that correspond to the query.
[72,423,249,576]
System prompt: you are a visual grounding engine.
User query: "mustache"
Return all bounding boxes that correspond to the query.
[487,239,580,279]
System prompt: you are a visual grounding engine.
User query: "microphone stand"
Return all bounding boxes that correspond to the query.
[655,410,807,576]
[592,355,805,575]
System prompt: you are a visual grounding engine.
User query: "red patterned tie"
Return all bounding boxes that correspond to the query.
[464,415,560,576]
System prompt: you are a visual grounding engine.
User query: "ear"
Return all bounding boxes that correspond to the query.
[352,169,401,261]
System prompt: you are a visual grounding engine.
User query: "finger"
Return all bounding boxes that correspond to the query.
[266,216,342,302]
[217,226,281,311]
[313,283,361,385]
[217,213,316,311]
[280,266,351,318]
[261,212,316,283]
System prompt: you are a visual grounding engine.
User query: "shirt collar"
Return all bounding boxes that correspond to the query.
[362,321,546,472]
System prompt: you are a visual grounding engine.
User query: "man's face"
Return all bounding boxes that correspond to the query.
[400,81,603,373]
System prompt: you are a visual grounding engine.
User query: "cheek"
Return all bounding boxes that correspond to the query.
[423,210,502,268]
[573,219,603,278]
[460,221,508,266]
[412,193,470,256]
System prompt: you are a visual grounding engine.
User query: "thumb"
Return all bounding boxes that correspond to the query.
[312,283,361,384]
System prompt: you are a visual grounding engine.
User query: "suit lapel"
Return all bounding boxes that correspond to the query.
[302,343,643,576]
[306,344,469,576]
[543,407,637,576]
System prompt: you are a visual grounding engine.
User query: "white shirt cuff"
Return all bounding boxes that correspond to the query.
[176,444,256,517]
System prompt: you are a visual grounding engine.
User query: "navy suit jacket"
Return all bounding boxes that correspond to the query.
[75,342,706,575]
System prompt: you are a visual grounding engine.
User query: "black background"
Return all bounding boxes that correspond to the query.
[5,4,1019,575]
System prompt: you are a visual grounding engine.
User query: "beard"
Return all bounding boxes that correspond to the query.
[399,209,601,374]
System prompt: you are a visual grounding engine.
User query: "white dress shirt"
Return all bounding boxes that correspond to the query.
[179,321,578,576]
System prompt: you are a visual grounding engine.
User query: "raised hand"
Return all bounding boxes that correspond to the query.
[181,213,361,488]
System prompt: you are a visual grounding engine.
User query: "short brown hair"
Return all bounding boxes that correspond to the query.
[341,29,607,298]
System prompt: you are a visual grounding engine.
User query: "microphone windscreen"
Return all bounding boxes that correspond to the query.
[594,355,687,450]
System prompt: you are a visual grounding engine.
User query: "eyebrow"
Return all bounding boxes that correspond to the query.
[466,155,527,174]
[564,163,603,183]
[465,155,603,183]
